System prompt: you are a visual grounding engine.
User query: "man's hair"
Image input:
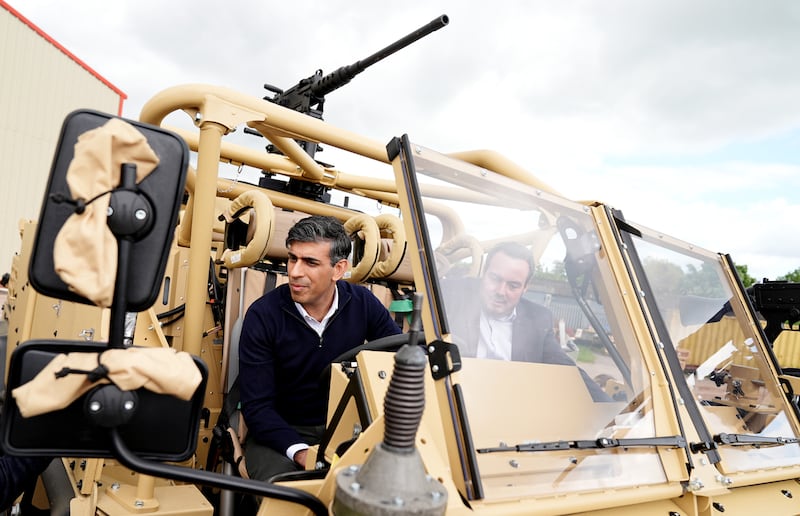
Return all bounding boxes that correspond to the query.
[286,215,351,265]
[484,241,535,284]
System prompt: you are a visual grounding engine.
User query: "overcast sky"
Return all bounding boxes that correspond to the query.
[11,0,800,281]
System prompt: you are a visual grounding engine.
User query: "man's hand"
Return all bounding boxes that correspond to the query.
[293,448,308,468]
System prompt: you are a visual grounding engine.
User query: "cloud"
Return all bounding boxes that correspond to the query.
[10,0,800,281]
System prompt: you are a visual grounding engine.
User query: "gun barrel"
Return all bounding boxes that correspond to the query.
[313,14,449,97]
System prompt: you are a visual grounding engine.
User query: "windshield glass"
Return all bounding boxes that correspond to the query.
[628,228,800,474]
[400,144,672,500]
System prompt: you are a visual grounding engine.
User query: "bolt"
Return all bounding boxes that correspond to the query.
[111,482,120,491]
[134,209,147,220]
[378,370,387,379]
[712,501,725,512]
[431,491,443,500]
[428,345,435,354]
[134,500,144,508]
[509,459,519,468]
[89,401,102,412]
[107,206,114,216]
[782,489,793,498]
[569,456,578,465]
[687,478,704,492]
[432,365,439,373]
[123,400,135,411]
[195,112,203,122]
[350,482,361,492]
[414,146,422,154]
[392,497,404,506]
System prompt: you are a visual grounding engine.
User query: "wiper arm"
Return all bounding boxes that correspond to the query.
[477,435,686,454]
[713,433,800,448]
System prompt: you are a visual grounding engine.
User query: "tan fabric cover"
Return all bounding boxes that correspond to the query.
[12,347,201,418]
[54,118,160,307]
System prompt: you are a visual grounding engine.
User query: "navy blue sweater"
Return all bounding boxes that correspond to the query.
[238,280,401,454]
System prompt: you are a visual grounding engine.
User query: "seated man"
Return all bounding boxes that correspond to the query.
[442,241,611,402]
[238,215,401,481]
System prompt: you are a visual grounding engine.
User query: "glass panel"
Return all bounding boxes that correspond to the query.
[405,145,667,500]
[629,231,800,473]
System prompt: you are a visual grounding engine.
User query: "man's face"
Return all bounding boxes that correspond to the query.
[287,240,347,315]
[479,251,530,318]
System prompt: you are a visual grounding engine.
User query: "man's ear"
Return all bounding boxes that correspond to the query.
[332,259,349,281]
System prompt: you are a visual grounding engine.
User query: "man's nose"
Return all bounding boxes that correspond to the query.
[289,262,306,277]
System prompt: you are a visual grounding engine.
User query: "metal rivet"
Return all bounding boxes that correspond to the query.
[432,365,439,373]
[378,370,387,379]
[509,459,519,468]
[107,206,114,216]
[123,400,135,411]
[134,209,147,220]
[89,401,102,412]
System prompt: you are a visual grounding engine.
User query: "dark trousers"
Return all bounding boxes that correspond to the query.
[244,424,325,482]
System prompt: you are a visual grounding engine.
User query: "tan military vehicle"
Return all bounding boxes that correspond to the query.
[4,14,800,516]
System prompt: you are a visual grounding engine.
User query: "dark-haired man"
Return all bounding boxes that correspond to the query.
[443,241,610,401]
[239,215,401,481]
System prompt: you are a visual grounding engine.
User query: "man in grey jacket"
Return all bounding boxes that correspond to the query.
[442,241,610,402]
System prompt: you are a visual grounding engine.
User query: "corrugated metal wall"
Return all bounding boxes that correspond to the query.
[0,3,124,278]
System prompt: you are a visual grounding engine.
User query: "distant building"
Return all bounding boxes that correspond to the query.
[0,0,125,279]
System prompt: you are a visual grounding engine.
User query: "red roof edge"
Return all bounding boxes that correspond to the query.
[1,0,127,116]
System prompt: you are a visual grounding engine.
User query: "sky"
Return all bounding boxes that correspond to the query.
[10,0,800,282]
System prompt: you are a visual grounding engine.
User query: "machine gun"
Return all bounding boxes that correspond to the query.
[265,14,448,127]
[751,279,800,344]
[256,14,448,201]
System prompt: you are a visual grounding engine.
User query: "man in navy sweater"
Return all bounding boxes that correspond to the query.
[238,215,401,481]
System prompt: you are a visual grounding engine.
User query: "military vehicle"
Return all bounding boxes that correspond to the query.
[3,13,800,516]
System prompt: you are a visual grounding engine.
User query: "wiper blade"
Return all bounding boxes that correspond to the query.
[477,435,686,454]
[713,433,800,448]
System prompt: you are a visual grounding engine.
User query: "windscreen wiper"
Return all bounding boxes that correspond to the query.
[713,433,800,448]
[477,435,686,453]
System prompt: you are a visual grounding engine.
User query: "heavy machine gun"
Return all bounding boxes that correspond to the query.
[255,15,449,201]
[264,14,449,129]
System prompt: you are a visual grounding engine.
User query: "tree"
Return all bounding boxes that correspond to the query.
[735,264,757,288]
[778,267,800,283]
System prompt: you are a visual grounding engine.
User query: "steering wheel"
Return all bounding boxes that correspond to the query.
[330,333,413,364]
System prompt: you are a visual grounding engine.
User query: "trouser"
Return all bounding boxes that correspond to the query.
[244,424,325,482]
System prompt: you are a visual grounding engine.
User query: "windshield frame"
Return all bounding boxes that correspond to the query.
[615,210,800,476]
[390,136,691,505]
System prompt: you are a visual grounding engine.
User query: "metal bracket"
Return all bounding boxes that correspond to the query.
[426,339,461,380]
